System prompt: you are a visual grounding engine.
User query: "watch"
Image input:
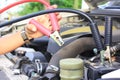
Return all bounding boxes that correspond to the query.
[21,31,29,42]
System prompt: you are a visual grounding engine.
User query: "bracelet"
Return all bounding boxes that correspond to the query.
[21,31,29,42]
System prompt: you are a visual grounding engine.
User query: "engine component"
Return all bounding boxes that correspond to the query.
[25,52,47,62]
[13,51,48,78]
[20,62,48,77]
[101,69,120,79]
[85,61,120,80]
[48,37,96,67]
[21,63,37,77]
[60,58,84,80]
[110,44,120,53]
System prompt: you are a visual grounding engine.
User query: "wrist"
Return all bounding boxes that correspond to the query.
[21,30,33,42]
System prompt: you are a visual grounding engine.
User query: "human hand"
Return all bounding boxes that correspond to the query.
[25,5,61,40]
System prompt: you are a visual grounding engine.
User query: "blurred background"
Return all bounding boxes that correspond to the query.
[0,0,82,19]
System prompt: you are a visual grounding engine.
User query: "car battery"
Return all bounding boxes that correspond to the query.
[84,61,120,80]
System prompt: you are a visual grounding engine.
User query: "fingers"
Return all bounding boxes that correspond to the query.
[57,14,62,21]
[27,4,61,33]
[51,4,57,8]
[34,15,49,23]
[34,15,52,30]
[26,24,37,33]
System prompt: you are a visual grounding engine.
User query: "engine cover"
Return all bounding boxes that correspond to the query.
[84,61,120,80]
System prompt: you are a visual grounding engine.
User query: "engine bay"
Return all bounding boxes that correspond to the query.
[0,0,120,80]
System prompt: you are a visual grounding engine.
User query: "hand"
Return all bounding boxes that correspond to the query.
[25,5,61,40]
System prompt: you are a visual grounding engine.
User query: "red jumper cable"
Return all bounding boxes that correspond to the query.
[0,0,64,46]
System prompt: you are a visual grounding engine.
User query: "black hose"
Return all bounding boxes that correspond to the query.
[90,23,103,51]
[0,8,104,51]
[0,9,93,27]
[104,16,112,46]
[48,37,96,68]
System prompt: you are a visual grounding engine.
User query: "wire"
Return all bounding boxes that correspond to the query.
[0,9,94,26]
[0,0,60,32]
[0,0,50,13]
[0,8,104,51]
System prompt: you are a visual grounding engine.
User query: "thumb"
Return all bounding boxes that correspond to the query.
[51,4,58,8]
[31,25,37,32]
[27,24,37,32]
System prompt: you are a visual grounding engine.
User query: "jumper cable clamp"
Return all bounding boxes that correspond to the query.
[29,19,64,46]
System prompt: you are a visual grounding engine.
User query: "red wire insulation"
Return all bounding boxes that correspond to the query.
[0,0,60,31]
[0,0,50,13]
[29,19,52,36]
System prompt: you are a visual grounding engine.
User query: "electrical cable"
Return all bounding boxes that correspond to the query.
[0,0,50,13]
[0,8,104,51]
[0,9,94,27]
[0,0,104,52]
[0,0,60,36]
[0,0,104,51]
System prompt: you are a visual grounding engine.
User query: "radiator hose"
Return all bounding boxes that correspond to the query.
[43,37,96,80]
[48,37,96,67]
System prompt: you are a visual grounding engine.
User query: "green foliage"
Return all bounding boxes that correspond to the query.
[51,0,74,8]
[53,0,82,9]
[18,2,43,15]
[18,0,82,16]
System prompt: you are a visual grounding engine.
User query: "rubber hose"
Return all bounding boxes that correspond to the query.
[48,37,96,68]
[0,9,104,51]
[104,16,112,46]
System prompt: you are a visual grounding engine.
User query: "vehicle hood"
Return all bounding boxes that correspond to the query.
[84,0,109,9]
